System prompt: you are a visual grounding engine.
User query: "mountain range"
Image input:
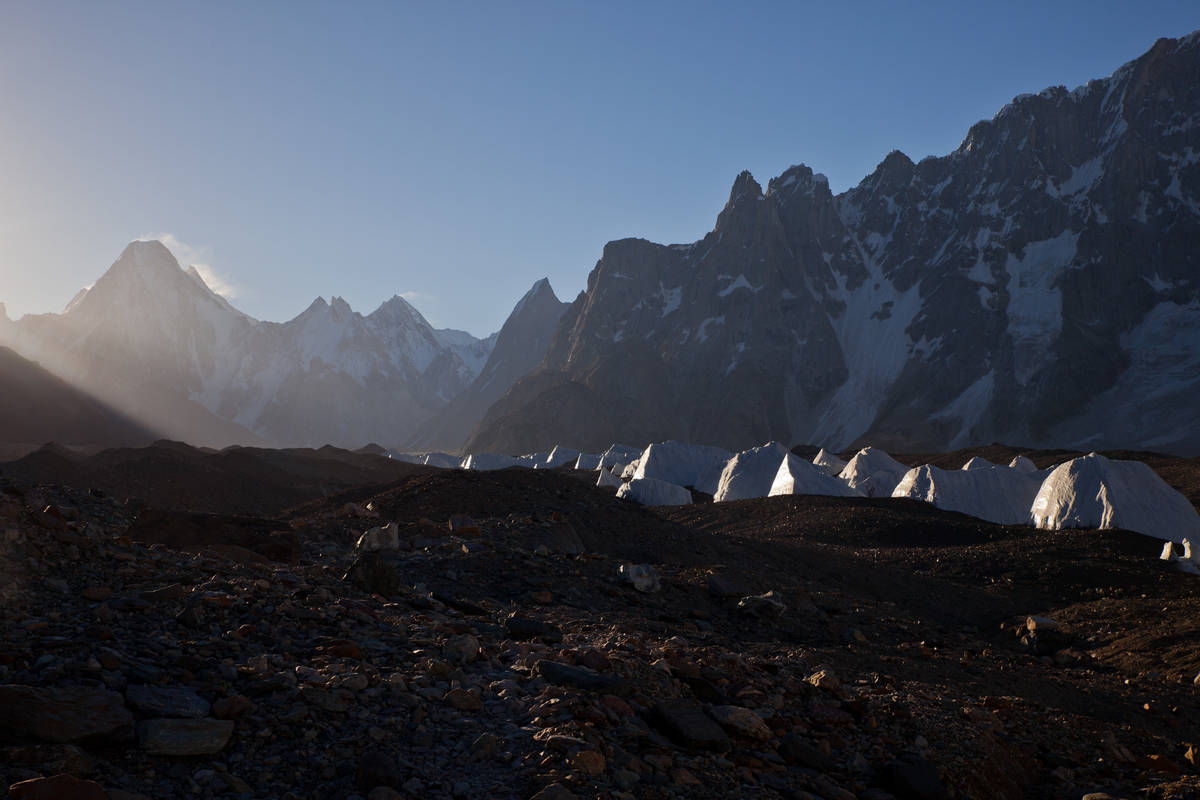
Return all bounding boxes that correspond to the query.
[468,32,1200,456]
[2,32,1198,455]
[0,240,561,449]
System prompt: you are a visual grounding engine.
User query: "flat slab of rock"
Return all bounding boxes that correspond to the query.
[649,699,730,751]
[0,684,133,743]
[126,685,211,718]
[137,718,234,755]
[534,660,631,696]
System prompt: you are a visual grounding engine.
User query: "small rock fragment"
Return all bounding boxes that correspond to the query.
[212,695,255,720]
[125,685,211,719]
[709,705,772,740]
[737,590,786,618]
[1026,615,1059,631]
[535,660,631,696]
[649,699,730,751]
[620,563,661,593]
[443,634,480,664]
[807,668,841,692]
[571,749,606,776]
[448,514,480,536]
[444,687,483,711]
[355,522,401,553]
[137,718,234,756]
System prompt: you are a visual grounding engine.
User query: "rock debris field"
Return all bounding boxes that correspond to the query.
[0,441,1198,800]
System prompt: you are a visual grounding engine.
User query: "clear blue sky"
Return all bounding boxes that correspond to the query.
[1,1,1196,336]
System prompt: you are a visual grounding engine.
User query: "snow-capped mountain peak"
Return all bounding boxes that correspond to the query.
[0,239,514,448]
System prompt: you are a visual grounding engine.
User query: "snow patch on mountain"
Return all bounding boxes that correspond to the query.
[1005,230,1078,385]
[717,274,762,297]
[930,370,996,449]
[814,246,921,447]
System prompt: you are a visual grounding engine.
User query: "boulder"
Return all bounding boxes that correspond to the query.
[0,685,133,743]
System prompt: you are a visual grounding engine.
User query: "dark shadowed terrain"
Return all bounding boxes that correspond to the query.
[0,443,1197,800]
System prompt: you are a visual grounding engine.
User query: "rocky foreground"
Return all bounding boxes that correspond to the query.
[1,452,1198,800]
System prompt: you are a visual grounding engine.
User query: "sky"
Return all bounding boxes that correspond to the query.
[0,2,1196,337]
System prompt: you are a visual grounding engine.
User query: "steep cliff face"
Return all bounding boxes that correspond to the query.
[471,32,1200,455]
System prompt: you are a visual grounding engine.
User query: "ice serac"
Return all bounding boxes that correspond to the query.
[412,278,569,452]
[462,453,527,471]
[598,444,643,472]
[616,477,693,507]
[713,442,790,502]
[469,32,1200,456]
[574,452,602,470]
[542,445,581,469]
[892,463,1047,526]
[596,466,624,488]
[1030,453,1200,542]
[839,447,909,498]
[0,240,500,448]
[961,457,995,471]
[769,453,861,498]
[812,448,847,476]
[1009,455,1038,471]
[633,441,733,496]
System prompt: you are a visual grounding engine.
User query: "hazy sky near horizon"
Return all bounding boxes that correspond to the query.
[1,2,1196,336]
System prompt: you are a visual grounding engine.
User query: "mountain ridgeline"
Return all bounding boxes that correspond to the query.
[2,32,1198,455]
[0,240,560,450]
[468,32,1200,456]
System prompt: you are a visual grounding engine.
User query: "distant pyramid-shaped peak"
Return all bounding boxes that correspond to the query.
[116,239,182,274]
[371,294,421,316]
[510,277,561,318]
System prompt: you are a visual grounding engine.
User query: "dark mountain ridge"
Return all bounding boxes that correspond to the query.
[469,32,1200,456]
